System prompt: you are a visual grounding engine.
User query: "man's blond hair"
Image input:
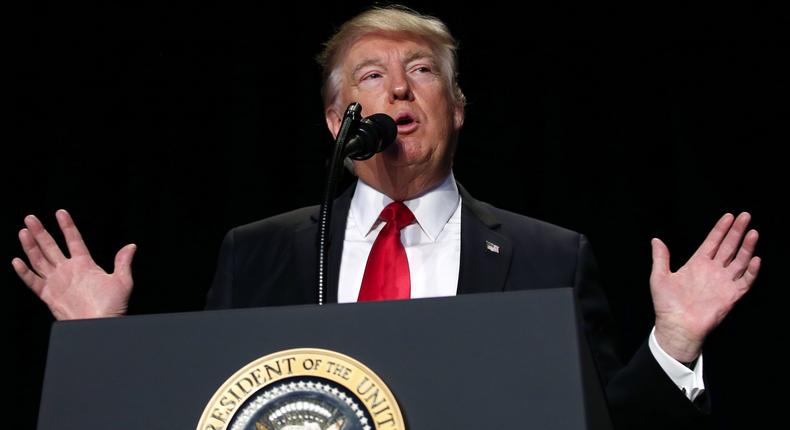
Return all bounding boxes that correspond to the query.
[316,5,466,110]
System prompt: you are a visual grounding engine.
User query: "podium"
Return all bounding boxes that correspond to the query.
[37,288,613,429]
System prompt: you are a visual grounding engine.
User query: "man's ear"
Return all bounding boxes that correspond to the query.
[453,103,465,130]
[325,107,342,139]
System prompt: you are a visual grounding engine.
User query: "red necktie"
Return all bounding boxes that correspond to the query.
[357,201,415,301]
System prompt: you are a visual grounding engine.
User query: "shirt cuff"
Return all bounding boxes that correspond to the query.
[648,326,705,402]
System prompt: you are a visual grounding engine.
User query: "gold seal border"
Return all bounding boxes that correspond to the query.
[196,348,405,430]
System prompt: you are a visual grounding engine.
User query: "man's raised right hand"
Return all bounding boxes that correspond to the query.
[12,209,136,320]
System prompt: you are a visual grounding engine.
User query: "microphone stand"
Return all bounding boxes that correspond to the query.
[317,102,362,305]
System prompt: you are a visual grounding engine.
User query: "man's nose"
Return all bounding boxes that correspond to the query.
[389,71,413,102]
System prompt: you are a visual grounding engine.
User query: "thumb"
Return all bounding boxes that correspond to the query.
[113,243,137,279]
[650,238,671,279]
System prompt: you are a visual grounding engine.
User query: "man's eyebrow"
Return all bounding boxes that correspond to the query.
[351,50,437,76]
[351,58,384,76]
[403,49,435,65]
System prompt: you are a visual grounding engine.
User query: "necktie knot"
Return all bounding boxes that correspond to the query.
[380,201,415,231]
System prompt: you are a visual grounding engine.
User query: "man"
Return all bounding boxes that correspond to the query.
[13,6,760,429]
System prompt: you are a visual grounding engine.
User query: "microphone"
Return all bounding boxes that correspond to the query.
[344,113,397,160]
[317,103,395,305]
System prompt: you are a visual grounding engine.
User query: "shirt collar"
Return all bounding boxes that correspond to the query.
[350,171,460,242]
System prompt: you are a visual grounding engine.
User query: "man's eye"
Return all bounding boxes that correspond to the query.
[414,66,432,73]
[362,72,383,81]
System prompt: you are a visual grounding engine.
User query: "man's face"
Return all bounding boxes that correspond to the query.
[326,32,464,190]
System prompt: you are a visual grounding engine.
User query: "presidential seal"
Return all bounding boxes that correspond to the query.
[197,349,405,430]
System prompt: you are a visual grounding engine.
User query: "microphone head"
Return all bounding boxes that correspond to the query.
[345,113,397,160]
[365,113,397,151]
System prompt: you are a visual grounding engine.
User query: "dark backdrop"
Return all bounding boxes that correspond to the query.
[8,2,788,428]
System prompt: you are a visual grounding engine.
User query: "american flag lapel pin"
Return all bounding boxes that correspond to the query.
[485,240,500,254]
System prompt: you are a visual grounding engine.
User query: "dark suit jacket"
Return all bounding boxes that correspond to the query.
[206,182,708,429]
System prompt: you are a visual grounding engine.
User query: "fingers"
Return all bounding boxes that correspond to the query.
[113,244,137,279]
[695,213,735,259]
[18,228,54,276]
[24,214,66,265]
[738,256,761,289]
[714,212,752,266]
[55,209,91,258]
[651,238,671,277]
[11,257,45,295]
[729,229,759,279]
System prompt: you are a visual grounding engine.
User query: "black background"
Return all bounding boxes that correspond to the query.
[8,1,788,428]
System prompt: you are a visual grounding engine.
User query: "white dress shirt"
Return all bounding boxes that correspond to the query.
[338,172,462,303]
[337,171,704,401]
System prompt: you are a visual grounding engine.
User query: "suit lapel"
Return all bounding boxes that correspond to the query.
[457,184,513,295]
[304,182,356,304]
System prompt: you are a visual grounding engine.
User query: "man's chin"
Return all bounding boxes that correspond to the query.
[353,145,435,174]
[379,152,428,168]
[379,141,428,166]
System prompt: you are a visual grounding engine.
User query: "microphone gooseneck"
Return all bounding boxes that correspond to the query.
[317,103,396,305]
